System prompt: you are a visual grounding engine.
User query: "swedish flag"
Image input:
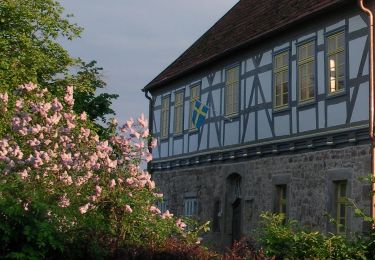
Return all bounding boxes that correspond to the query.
[192,99,209,129]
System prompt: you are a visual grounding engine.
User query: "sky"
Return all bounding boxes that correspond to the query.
[59,0,238,124]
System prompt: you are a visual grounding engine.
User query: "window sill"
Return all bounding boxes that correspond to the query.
[298,99,316,108]
[273,106,290,114]
[173,133,184,138]
[224,113,239,121]
[160,136,169,142]
[326,89,346,99]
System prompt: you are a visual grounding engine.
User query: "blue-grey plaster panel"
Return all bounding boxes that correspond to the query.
[152,145,160,159]
[213,70,222,85]
[169,137,173,157]
[189,133,198,153]
[170,107,174,133]
[317,51,325,95]
[348,15,367,33]
[325,19,345,32]
[299,108,317,132]
[245,76,255,106]
[212,89,221,114]
[154,95,161,107]
[201,93,209,104]
[199,125,208,150]
[244,112,256,142]
[274,114,290,136]
[241,79,246,110]
[184,102,190,129]
[363,54,369,76]
[327,101,347,127]
[154,110,161,133]
[258,109,272,139]
[292,107,297,133]
[224,121,239,146]
[201,77,209,90]
[184,134,188,153]
[349,36,367,79]
[246,58,255,72]
[292,60,297,101]
[351,83,369,123]
[173,138,183,155]
[274,42,290,52]
[318,101,325,129]
[160,141,168,157]
[317,30,324,45]
[260,50,272,67]
[258,71,272,102]
[241,61,246,75]
[209,123,219,148]
[298,32,316,43]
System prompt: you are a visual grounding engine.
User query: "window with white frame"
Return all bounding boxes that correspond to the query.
[298,41,315,102]
[274,51,289,108]
[174,91,184,135]
[327,31,345,93]
[225,65,240,116]
[184,197,198,217]
[189,84,200,130]
[160,96,170,139]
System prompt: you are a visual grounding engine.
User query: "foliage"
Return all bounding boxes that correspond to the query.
[0,83,189,259]
[0,0,118,126]
[221,238,271,260]
[258,212,372,259]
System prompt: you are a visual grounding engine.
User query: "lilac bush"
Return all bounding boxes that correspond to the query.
[0,83,187,258]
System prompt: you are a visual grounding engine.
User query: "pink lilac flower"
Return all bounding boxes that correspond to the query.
[79,203,90,214]
[161,210,173,219]
[124,204,132,213]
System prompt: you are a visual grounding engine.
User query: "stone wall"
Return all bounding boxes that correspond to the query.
[152,144,371,249]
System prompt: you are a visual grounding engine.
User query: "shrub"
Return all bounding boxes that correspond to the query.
[258,212,370,259]
[0,83,191,259]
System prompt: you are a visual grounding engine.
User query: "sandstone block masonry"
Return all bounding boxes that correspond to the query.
[152,144,372,249]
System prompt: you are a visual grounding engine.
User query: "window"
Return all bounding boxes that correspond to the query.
[335,181,347,233]
[189,84,200,130]
[298,41,315,102]
[174,91,184,135]
[327,32,345,93]
[212,200,221,232]
[276,185,287,218]
[184,197,198,217]
[274,51,289,108]
[225,66,240,116]
[160,96,170,139]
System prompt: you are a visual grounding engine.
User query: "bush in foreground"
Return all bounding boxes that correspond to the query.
[0,83,190,259]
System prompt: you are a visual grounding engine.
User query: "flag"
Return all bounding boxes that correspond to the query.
[192,99,209,129]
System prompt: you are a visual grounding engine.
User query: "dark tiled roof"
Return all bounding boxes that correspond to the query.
[144,0,348,91]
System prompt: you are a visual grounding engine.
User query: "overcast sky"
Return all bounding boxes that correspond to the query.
[59,0,238,124]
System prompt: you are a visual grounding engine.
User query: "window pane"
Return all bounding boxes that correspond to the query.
[337,32,344,49]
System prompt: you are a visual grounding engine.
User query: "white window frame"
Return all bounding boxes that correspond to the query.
[273,51,289,108]
[174,90,184,135]
[298,41,315,102]
[160,95,170,139]
[326,31,345,94]
[225,65,240,116]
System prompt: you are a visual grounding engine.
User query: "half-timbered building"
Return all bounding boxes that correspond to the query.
[142,0,375,248]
